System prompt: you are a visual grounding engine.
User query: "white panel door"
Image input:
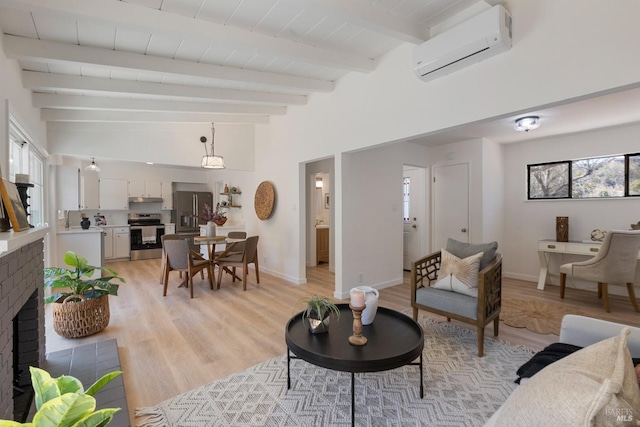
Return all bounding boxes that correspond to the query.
[403,168,420,270]
[433,163,469,251]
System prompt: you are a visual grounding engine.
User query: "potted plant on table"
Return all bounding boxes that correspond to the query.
[298,295,340,334]
[196,203,227,236]
[44,251,125,338]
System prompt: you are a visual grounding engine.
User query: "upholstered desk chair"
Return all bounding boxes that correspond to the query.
[216,235,259,291]
[163,239,214,298]
[411,239,502,357]
[559,230,640,312]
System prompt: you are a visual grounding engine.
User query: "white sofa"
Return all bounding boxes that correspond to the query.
[485,315,640,426]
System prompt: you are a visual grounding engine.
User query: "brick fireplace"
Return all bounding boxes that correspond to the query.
[0,238,46,421]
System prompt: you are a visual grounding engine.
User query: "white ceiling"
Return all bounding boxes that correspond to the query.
[1,0,639,145]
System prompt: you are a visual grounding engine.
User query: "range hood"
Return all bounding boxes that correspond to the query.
[128,197,163,203]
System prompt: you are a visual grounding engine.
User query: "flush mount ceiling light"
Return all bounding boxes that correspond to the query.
[514,116,541,132]
[201,123,225,169]
[85,157,100,172]
[316,177,323,188]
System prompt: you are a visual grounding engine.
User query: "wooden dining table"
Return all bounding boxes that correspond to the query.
[193,236,246,286]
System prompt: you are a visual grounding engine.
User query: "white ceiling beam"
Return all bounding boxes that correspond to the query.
[41,109,269,124]
[301,0,428,44]
[32,93,286,115]
[22,71,307,106]
[2,0,373,72]
[4,35,332,93]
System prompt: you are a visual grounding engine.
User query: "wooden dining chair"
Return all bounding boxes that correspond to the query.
[163,239,214,298]
[215,236,259,291]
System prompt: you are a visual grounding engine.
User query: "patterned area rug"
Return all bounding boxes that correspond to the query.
[500,297,588,335]
[136,316,535,427]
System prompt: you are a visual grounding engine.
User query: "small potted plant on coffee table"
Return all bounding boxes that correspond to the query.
[44,251,125,338]
[298,294,340,334]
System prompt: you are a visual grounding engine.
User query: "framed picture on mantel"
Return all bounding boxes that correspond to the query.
[0,179,30,231]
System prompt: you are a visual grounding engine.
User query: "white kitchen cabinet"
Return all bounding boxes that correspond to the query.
[128,180,162,198]
[114,228,131,259]
[99,178,129,210]
[104,226,130,260]
[165,223,175,235]
[55,165,80,211]
[103,228,114,259]
[81,171,100,210]
[161,181,173,210]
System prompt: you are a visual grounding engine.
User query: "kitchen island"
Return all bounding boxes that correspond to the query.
[56,227,104,278]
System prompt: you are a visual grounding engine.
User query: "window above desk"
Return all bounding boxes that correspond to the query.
[527,153,640,200]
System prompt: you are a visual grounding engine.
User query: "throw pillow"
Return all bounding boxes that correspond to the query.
[432,249,482,297]
[495,328,640,427]
[446,238,498,270]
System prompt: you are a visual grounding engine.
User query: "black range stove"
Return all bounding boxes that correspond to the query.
[128,213,165,261]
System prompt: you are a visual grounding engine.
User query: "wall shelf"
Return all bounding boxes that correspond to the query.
[220,191,242,209]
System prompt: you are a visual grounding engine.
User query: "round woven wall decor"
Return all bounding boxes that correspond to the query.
[254,181,275,220]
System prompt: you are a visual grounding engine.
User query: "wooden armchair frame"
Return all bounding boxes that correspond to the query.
[411,250,502,356]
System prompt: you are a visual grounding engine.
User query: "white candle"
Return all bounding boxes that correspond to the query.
[351,290,365,307]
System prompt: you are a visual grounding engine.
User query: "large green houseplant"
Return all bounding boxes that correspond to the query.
[44,251,125,338]
[0,366,122,427]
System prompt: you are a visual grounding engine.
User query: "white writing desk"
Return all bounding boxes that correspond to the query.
[537,239,640,290]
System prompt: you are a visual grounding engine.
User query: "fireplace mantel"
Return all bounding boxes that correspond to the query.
[0,226,49,258]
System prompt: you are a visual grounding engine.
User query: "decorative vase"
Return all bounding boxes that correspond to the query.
[214,217,227,226]
[307,309,331,334]
[206,221,216,237]
[80,218,90,229]
[52,294,110,338]
[556,216,569,242]
[350,286,379,325]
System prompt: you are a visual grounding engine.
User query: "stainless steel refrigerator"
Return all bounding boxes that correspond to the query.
[172,191,213,250]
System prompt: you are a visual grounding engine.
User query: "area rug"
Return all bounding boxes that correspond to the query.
[135,316,535,427]
[500,297,588,335]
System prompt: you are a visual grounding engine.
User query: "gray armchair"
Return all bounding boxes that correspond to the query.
[411,241,502,357]
[559,229,640,312]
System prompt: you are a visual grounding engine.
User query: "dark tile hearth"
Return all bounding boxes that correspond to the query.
[44,339,129,427]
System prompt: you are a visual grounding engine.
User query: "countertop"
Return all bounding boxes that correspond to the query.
[57,226,104,235]
[99,224,130,228]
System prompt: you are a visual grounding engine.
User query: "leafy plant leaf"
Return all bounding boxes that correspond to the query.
[32,393,96,427]
[30,367,61,410]
[57,375,84,395]
[74,408,120,427]
[85,371,122,397]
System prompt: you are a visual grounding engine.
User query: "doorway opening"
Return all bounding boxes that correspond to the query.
[304,158,335,291]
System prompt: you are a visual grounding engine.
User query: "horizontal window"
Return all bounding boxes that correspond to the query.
[528,153,640,200]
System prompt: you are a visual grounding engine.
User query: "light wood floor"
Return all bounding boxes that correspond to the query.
[44,259,640,424]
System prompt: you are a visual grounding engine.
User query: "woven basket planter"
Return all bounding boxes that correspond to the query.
[52,294,110,338]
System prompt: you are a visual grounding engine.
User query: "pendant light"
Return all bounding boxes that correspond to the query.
[201,123,225,169]
[85,157,100,172]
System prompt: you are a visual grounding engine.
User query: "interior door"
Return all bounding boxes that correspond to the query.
[433,163,469,251]
[403,168,420,270]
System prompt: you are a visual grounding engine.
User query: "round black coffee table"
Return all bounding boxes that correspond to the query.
[285,304,424,426]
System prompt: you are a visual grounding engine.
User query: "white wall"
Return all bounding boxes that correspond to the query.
[503,123,640,286]
[47,122,255,171]
[253,0,640,294]
[0,26,47,179]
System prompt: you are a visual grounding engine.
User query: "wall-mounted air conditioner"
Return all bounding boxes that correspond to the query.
[413,5,512,82]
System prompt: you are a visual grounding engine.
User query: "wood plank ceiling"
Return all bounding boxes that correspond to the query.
[0,0,486,125]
